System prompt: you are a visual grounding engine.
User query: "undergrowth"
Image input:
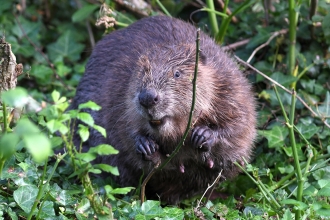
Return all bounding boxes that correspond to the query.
[0,0,330,219]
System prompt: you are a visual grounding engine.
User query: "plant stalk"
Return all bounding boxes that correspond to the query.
[2,102,7,133]
[27,160,48,220]
[216,0,254,44]
[155,0,171,17]
[206,0,219,35]
[288,0,299,81]
[288,89,303,219]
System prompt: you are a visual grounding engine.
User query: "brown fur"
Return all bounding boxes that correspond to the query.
[71,16,257,204]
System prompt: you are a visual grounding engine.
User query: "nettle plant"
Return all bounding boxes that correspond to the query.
[0,89,132,219]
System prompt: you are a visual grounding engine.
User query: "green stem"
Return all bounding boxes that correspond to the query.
[27,160,48,220]
[235,162,281,210]
[158,29,200,170]
[288,89,303,219]
[35,153,67,219]
[273,85,289,122]
[200,8,228,18]
[288,0,298,79]
[216,0,254,44]
[2,102,7,133]
[206,0,219,35]
[155,0,171,17]
[115,21,128,27]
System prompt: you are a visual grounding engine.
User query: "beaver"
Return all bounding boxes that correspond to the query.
[71,15,257,204]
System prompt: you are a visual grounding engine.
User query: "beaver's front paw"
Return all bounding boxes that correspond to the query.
[191,126,215,152]
[135,136,159,155]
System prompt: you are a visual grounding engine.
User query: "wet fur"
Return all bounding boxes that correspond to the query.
[71,16,257,204]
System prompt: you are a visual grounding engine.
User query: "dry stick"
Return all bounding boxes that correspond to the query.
[140,29,201,202]
[196,170,223,209]
[222,38,250,51]
[140,160,161,203]
[234,55,330,129]
[247,29,288,63]
[14,15,71,91]
[223,28,288,51]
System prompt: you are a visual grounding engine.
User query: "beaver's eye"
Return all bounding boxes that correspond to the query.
[174,70,181,78]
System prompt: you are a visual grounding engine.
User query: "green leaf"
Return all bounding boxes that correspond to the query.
[78,124,89,142]
[15,118,40,135]
[246,27,270,49]
[317,179,329,188]
[270,72,297,87]
[316,209,330,217]
[88,168,102,174]
[75,153,96,162]
[47,30,85,62]
[0,133,20,174]
[278,164,294,174]
[140,200,163,217]
[12,17,41,41]
[109,187,134,195]
[281,199,308,211]
[56,62,72,77]
[6,207,18,220]
[50,136,63,148]
[296,122,320,139]
[1,87,29,108]
[317,91,330,124]
[46,119,69,134]
[72,4,98,22]
[30,64,53,83]
[163,206,184,219]
[259,126,288,149]
[322,13,330,39]
[39,201,56,218]
[18,162,29,172]
[93,124,106,137]
[23,133,52,163]
[299,90,319,105]
[51,90,59,102]
[93,164,119,175]
[88,144,119,155]
[0,133,19,159]
[78,101,101,111]
[13,185,39,214]
[281,209,294,220]
[317,186,330,197]
[77,112,94,126]
[49,188,77,206]
[76,198,91,215]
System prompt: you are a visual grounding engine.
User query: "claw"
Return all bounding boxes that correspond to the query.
[191,126,214,151]
[135,135,159,159]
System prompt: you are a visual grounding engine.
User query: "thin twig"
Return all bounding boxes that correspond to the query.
[223,28,288,51]
[235,56,330,129]
[196,170,223,209]
[140,160,161,204]
[247,29,288,63]
[222,38,250,51]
